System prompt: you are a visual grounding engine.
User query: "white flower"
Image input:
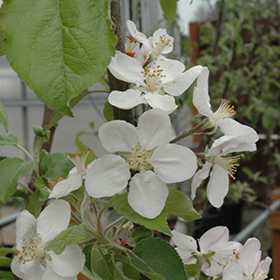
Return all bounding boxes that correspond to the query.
[172,226,241,277]
[127,20,174,57]
[108,50,203,114]
[11,200,85,280]
[85,109,197,219]
[193,67,236,131]
[191,118,259,207]
[49,150,92,199]
[223,238,272,280]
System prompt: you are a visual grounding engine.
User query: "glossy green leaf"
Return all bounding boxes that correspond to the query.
[34,177,50,201]
[0,102,8,132]
[166,187,201,221]
[26,190,45,218]
[128,238,187,280]
[159,0,178,22]
[0,134,19,146]
[114,254,141,280]
[0,0,116,116]
[40,152,74,179]
[46,223,91,254]
[75,137,98,165]
[131,228,153,243]
[0,158,34,203]
[103,101,114,121]
[111,193,171,236]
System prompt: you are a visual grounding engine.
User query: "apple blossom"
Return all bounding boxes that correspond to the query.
[85,109,197,219]
[11,200,85,280]
[191,118,259,208]
[48,150,92,199]
[223,238,272,280]
[108,50,203,114]
[126,20,174,57]
[172,226,241,277]
[193,67,237,132]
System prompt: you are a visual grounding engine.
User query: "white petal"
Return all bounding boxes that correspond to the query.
[85,155,130,198]
[23,260,45,280]
[148,144,197,183]
[108,50,145,85]
[158,59,185,84]
[171,230,198,252]
[239,238,261,277]
[207,165,229,208]
[99,120,138,153]
[15,210,37,244]
[193,87,213,120]
[138,108,171,150]
[255,257,272,278]
[164,65,204,96]
[152,28,174,54]
[223,263,243,280]
[10,257,25,279]
[127,20,149,45]
[37,200,71,243]
[47,245,85,277]
[218,118,259,143]
[199,226,229,252]
[43,265,76,280]
[145,92,177,114]
[108,89,147,110]
[49,174,82,199]
[197,67,210,101]
[214,241,242,264]
[176,248,197,264]
[128,171,168,219]
[202,261,223,277]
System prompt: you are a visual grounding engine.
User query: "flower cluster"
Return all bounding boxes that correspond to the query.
[172,226,272,280]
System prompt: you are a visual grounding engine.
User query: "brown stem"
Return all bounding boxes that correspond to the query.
[108,1,134,124]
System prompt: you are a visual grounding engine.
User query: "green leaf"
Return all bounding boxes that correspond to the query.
[166,187,201,222]
[159,0,178,22]
[40,152,74,179]
[0,31,4,57]
[111,193,171,236]
[131,228,153,243]
[0,257,12,268]
[91,247,115,280]
[0,248,15,257]
[75,137,98,165]
[27,190,45,218]
[0,0,116,116]
[11,189,29,201]
[0,102,8,132]
[34,177,50,201]
[103,101,114,121]
[0,134,19,146]
[0,271,14,280]
[114,254,141,280]
[128,238,187,280]
[0,158,34,203]
[185,264,208,280]
[46,223,91,254]
[80,266,103,280]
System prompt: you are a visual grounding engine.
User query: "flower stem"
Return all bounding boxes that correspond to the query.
[104,216,126,234]
[169,118,208,144]
[71,209,82,224]
[194,257,204,280]
[96,206,107,236]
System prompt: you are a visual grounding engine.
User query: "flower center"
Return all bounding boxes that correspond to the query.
[66,149,90,175]
[126,36,138,58]
[42,178,64,193]
[252,271,269,280]
[16,237,46,264]
[212,99,236,122]
[153,34,172,55]
[125,145,152,172]
[212,154,243,179]
[144,64,166,91]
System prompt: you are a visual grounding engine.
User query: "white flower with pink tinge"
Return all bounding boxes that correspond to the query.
[126,20,174,58]
[85,109,197,219]
[108,50,203,114]
[223,238,272,280]
[172,226,241,277]
[191,118,259,208]
[11,200,85,280]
